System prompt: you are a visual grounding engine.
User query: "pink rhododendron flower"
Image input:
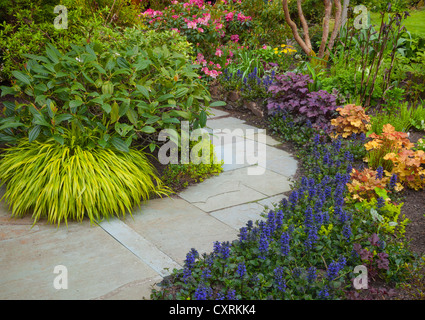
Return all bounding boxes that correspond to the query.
[187,21,198,29]
[230,34,239,42]
[225,12,234,22]
[215,22,223,30]
[197,27,204,32]
[215,48,223,57]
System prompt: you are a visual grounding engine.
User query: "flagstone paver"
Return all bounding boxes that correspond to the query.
[0,108,298,300]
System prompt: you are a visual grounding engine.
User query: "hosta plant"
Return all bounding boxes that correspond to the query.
[331,104,371,138]
[0,135,169,226]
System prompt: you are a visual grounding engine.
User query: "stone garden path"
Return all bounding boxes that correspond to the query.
[0,108,298,300]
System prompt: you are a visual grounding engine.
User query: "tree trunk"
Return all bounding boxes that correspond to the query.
[341,0,350,29]
[318,0,332,58]
[325,0,343,57]
[281,0,314,57]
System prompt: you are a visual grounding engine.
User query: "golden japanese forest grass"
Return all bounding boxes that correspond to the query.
[0,139,170,226]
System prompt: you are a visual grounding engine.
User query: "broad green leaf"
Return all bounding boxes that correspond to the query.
[117,57,130,69]
[11,71,31,85]
[169,110,190,119]
[209,100,227,107]
[134,59,151,71]
[140,126,156,134]
[0,86,17,96]
[111,136,129,152]
[126,109,138,125]
[199,110,207,127]
[145,116,160,125]
[55,114,73,124]
[53,134,64,145]
[158,94,174,102]
[115,122,133,136]
[101,103,111,113]
[0,122,25,131]
[46,47,59,63]
[70,100,84,109]
[186,95,194,109]
[22,53,50,63]
[110,102,120,123]
[136,85,149,100]
[175,87,189,98]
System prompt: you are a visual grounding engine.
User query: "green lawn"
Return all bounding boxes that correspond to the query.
[369,8,425,37]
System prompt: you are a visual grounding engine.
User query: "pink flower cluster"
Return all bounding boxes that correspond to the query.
[196,53,222,79]
[224,11,252,23]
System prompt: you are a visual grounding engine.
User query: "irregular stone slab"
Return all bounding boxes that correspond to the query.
[0,221,159,300]
[99,218,181,277]
[93,275,163,300]
[257,194,288,210]
[127,196,239,263]
[245,129,282,146]
[178,167,291,212]
[207,108,229,119]
[209,202,266,231]
[260,152,298,177]
[206,117,260,138]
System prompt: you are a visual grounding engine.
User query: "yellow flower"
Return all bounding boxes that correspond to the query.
[281,44,286,47]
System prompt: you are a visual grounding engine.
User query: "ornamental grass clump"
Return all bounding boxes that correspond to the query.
[0,138,169,226]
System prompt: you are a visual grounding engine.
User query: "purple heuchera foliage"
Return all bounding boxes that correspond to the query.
[267,72,340,132]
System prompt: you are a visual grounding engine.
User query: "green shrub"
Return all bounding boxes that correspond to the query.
[0,1,124,82]
[161,140,223,191]
[369,102,413,135]
[0,35,213,151]
[0,137,169,226]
